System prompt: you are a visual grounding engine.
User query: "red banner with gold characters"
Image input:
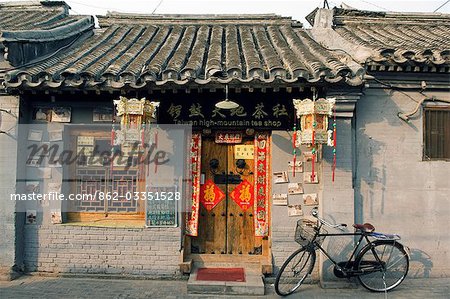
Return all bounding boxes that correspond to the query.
[254,133,270,237]
[230,180,254,211]
[200,179,225,210]
[186,133,201,236]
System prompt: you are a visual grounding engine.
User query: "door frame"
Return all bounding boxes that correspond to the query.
[182,130,272,272]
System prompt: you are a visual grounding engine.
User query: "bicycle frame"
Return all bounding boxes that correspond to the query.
[311,223,385,277]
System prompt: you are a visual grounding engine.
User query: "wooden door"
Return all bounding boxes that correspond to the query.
[191,137,262,255]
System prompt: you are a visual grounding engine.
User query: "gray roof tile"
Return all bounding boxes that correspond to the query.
[5,13,362,89]
[332,8,450,68]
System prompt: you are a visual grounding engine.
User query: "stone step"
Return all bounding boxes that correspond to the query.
[187,265,265,296]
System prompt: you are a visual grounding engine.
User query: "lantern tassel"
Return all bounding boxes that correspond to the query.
[111,128,115,146]
[311,127,316,182]
[292,125,297,177]
[332,106,337,182]
[141,124,146,147]
[154,126,158,173]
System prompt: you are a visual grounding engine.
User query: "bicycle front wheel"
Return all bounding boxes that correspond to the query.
[275,247,316,296]
[357,241,409,292]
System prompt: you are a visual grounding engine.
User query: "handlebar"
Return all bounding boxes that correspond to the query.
[311,207,347,231]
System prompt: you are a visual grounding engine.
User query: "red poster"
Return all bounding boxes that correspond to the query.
[186,133,201,236]
[230,180,254,211]
[254,133,269,237]
[200,179,225,211]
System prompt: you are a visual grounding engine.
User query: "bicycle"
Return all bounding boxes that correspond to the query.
[274,208,409,296]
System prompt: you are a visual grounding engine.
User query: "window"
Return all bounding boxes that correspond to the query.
[424,107,450,160]
[67,131,145,225]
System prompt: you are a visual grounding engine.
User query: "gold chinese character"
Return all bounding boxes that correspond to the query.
[240,184,252,202]
[230,106,247,117]
[189,103,204,118]
[212,107,226,118]
[252,103,268,119]
[204,184,216,202]
[272,104,288,118]
[168,104,182,120]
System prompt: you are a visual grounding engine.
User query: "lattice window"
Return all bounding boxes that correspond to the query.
[424,107,450,160]
[76,169,106,212]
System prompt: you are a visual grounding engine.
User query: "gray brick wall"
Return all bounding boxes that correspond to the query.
[270,131,322,280]
[355,89,450,278]
[0,95,21,280]
[23,225,182,277]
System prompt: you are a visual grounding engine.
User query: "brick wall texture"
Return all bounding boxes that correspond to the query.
[23,225,182,277]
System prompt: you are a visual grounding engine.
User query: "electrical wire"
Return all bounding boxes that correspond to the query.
[434,0,450,12]
[67,0,119,11]
[360,0,389,11]
[152,0,164,14]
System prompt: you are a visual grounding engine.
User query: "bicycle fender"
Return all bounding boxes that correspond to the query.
[355,240,408,263]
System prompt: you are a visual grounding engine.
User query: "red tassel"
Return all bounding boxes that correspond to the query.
[141,126,145,147]
[332,106,337,182]
[154,129,158,173]
[292,127,297,177]
[332,154,336,182]
[111,129,115,146]
[293,154,296,177]
[311,129,316,182]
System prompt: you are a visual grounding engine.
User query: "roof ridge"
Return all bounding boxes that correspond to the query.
[333,7,450,21]
[0,1,70,10]
[97,13,302,28]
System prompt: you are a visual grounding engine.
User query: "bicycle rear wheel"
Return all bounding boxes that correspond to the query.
[356,241,409,292]
[275,247,316,296]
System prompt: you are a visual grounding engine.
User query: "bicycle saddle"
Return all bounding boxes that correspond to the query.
[353,223,375,233]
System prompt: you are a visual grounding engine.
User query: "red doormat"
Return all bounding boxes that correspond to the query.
[196,268,246,282]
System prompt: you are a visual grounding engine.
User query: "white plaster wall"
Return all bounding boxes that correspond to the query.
[355,88,450,278]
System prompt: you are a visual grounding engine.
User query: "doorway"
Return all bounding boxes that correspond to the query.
[191,137,262,255]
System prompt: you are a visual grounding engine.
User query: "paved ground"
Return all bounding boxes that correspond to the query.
[0,275,449,298]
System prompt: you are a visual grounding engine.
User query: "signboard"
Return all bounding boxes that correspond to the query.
[146,185,178,227]
[215,132,242,144]
[235,145,254,159]
[159,98,293,129]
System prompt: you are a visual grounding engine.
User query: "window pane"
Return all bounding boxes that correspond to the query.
[425,108,450,160]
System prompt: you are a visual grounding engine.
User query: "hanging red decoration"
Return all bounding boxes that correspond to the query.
[332,105,337,182]
[293,96,336,183]
[292,125,297,177]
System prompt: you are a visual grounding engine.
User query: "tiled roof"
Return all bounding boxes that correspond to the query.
[0,1,93,42]
[4,13,362,90]
[0,1,71,31]
[332,8,450,71]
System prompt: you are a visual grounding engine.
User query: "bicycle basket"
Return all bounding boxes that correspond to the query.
[295,220,326,246]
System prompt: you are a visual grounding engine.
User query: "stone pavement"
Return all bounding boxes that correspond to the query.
[0,275,449,299]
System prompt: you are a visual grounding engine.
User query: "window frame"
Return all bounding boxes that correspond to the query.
[423,105,450,161]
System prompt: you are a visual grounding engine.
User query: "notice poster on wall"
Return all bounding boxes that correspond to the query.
[146,186,178,227]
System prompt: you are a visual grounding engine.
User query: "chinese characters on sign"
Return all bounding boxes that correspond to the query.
[234,145,254,159]
[215,132,243,144]
[160,101,292,129]
[254,133,270,237]
[186,133,201,236]
[146,186,178,227]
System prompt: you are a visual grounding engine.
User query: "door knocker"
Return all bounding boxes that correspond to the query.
[235,159,247,175]
[209,158,219,174]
